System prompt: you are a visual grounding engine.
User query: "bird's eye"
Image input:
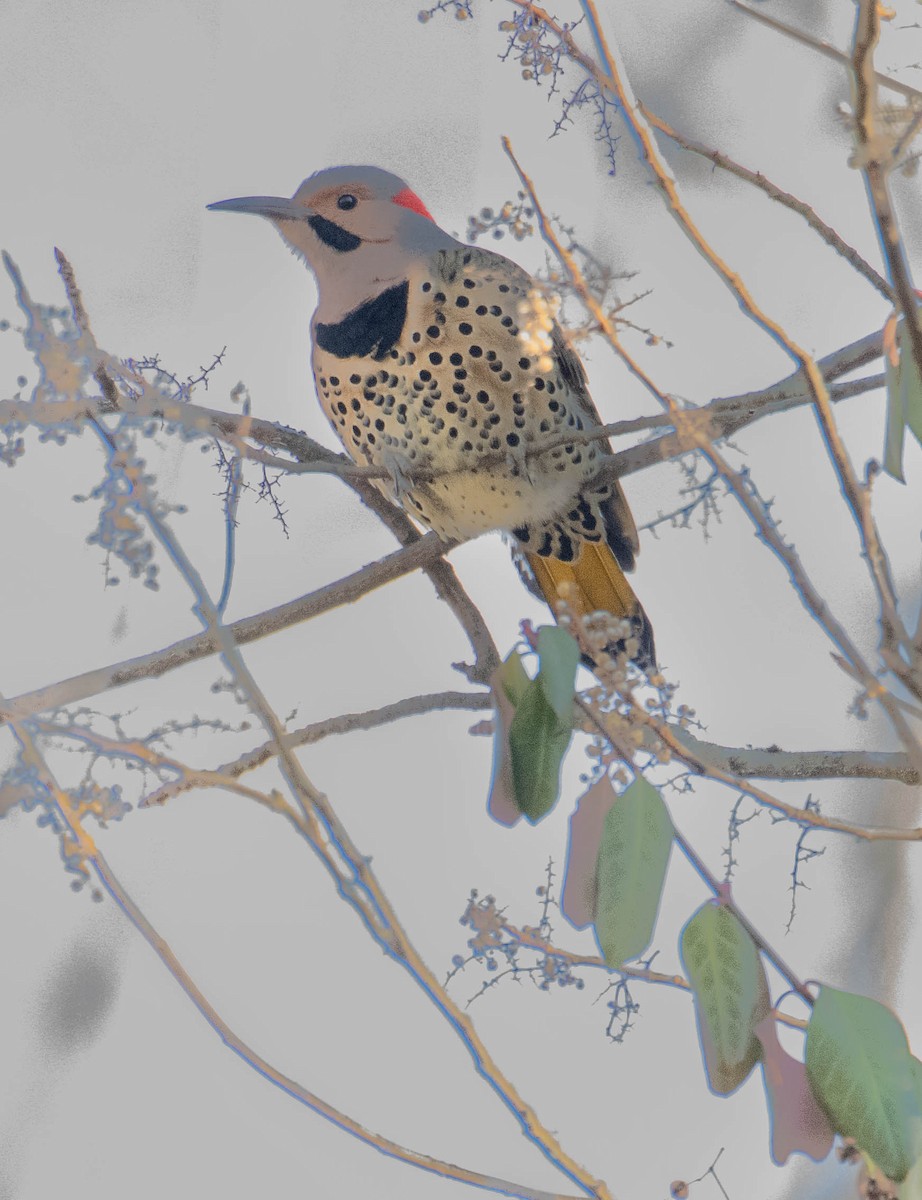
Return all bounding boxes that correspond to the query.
[337,194,358,211]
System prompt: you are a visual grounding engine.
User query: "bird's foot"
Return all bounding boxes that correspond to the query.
[378,446,416,504]
[505,441,535,486]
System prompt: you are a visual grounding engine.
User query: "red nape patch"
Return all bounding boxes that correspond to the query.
[391,187,434,221]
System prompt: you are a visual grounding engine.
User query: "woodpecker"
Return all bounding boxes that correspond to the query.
[208,165,655,667]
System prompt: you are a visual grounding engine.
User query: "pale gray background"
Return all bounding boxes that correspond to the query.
[2,1,921,1198]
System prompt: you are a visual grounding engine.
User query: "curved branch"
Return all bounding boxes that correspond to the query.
[142,689,494,805]
[639,105,896,304]
[5,707,585,1200]
[0,533,456,727]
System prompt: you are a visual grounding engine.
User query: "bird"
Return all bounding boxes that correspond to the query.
[208,165,655,668]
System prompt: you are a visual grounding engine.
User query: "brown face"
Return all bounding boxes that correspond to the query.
[292,177,434,245]
[208,166,443,317]
[291,180,398,246]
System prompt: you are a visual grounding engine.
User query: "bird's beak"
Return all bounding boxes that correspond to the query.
[206,195,311,221]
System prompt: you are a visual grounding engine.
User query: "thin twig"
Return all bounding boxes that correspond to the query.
[577,0,910,685]
[639,104,896,303]
[498,922,807,1030]
[0,533,456,728]
[501,4,922,763]
[851,1,922,416]
[729,0,922,104]
[648,710,922,844]
[99,429,614,1198]
[7,250,500,685]
[502,130,922,773]
[568,693,817,1006]
[142,690,494,805]
[49,250,619,1200]
[4,705,585,1200]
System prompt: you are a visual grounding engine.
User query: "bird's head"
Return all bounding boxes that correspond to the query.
[208,165,457,317]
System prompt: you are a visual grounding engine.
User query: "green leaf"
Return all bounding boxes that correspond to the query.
[883,316,922,480]
[805,986,922,1182]
[902,1155,922,1200]
[496,648,531,707]
[680,903,770,1095]
[508,677,572,822]
[899,317,922,445]
[906,1062,922,1200]
[535,625,580,722]
[593,777,673,967]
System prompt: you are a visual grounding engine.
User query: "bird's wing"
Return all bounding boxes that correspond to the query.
[549,322,640,561]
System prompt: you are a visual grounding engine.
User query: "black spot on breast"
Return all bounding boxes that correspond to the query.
[315,281,409,361]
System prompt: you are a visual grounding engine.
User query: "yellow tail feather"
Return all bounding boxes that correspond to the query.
[526,542,638,622]
[525,543,654,667]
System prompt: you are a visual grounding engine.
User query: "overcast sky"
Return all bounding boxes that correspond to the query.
[2,2,922,1198]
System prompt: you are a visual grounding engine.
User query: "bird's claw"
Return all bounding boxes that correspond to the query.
[506,442,534,486]
[379,446,415,504]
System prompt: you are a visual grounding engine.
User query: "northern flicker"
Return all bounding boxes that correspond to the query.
[208,166,655,667]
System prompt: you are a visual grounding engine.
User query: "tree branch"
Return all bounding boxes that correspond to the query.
[672,729,919,787]
[141,689,494,805]
[850,1,922,417]
[577,0,909,679]
[0,533,456,728]
[729,0,922,104]
[638,105,896,304]
[5,704,586,1200]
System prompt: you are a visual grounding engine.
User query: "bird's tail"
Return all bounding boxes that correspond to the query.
[525,542,656,670]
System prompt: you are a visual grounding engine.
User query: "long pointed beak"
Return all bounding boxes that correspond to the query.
[206,195,311,221]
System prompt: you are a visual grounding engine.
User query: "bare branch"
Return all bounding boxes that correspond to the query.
[672,730,919,787]
[729,0,922,104]
[639,105,896,304]
[500,4,922,764]
[492,922,809,1030]
[576,0,908,674]
[143,689,494,805]
[0,533,456,727]
[623,697,922,843]
[4,707,585,1200]
[47,254,620,1200]
[851,1,922,411]
[568,686,816,1006]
